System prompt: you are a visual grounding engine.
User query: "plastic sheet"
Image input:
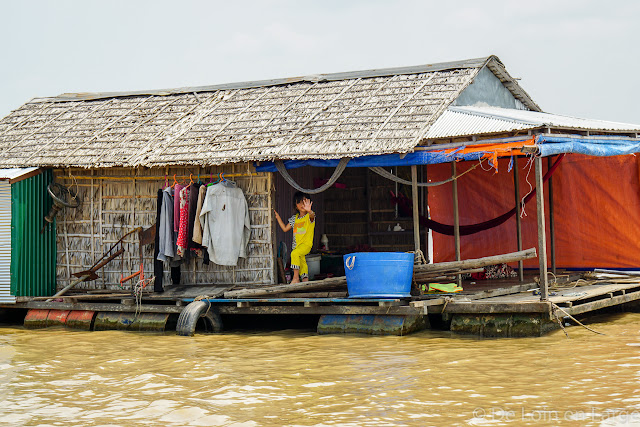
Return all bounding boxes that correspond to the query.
[428,154,640,268]
[538,135,640,157]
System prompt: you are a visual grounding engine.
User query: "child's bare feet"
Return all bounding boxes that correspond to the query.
[290,278,300,284]
[302,277,309,282]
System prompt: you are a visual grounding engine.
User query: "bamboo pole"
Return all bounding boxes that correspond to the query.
[548,156,556,275]
[513,158,524,281]
[413,248,537,274]
[452,162,461,286]
[224,276,347,298]
[411,165,420,253]
[535,156,549,300]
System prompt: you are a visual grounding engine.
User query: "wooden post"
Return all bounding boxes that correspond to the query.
[452,162,461,286]
[535,156,548,300]
[423,164,430,262]
[547,156,556,275]
[513,158,524,282]
[366,169,372,247]
[411,165,420,253]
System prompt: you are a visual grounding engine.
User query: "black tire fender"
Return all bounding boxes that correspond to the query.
[176,300,223,336]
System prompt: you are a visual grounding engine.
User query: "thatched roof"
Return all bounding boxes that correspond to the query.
[0,56,538,169]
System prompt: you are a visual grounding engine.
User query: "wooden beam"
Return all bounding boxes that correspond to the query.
[216,305,423,316]
[224,276,347,298]
[413,248,536,274]
[564,289,640,316]
[547,156,556,275]
[452,162,461,286]
[411,165,420,253]
[513,157,524,281]
[535,156,549,300]
[366,168,372,247]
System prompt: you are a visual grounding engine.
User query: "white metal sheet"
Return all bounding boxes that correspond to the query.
[424,106,640,139]
[0,181,14,303]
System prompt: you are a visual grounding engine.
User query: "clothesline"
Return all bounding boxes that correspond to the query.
[56,172,261,181]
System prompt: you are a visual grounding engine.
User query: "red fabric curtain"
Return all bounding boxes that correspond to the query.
[427,154,640,268]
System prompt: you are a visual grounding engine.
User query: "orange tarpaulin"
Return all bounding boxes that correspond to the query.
[443,138,534,171]
[427,153,640,268]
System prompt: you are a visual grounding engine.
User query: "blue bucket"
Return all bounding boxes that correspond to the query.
[343,252,414,298]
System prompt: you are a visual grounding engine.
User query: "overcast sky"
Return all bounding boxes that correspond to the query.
[1,0,638,124]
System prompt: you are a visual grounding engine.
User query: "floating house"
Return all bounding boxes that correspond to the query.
[0,55,639,336]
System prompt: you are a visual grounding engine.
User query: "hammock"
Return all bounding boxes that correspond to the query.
[391,154,565,236]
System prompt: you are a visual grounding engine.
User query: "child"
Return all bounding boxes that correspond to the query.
[274,192,315,283]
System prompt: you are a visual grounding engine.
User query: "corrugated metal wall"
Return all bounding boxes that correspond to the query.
[0,181,13,302]
[10,170,57,296]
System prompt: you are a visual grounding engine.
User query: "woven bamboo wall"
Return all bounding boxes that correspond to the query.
[53,164,274,291]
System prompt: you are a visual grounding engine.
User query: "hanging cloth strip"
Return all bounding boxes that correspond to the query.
[275,158,350,194]
[391,154,565,236]
[369,159,484,187]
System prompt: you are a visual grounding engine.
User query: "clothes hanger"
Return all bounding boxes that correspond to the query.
[207,171,221,187]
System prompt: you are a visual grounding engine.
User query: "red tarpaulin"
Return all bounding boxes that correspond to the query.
[427,154,640,268]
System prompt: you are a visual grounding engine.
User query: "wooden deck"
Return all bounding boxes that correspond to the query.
[4,271,640,337]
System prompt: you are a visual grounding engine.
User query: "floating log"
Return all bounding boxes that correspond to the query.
[413,268,485,282]
[413,248,537,274]
[224,276,347,298]
[271,291,348,298]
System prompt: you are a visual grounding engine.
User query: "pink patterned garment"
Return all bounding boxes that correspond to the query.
[176,185,190,256]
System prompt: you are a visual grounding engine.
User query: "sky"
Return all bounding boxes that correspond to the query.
[1,0,639,124]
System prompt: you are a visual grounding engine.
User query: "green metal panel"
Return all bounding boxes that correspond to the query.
[10,170,56,296]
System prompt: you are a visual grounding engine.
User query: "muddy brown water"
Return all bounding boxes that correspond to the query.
[1,313,640,426]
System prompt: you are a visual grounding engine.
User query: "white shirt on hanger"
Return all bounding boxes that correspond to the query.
[200,181,251,266]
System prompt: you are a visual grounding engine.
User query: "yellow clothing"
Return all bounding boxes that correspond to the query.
[290,243,312,279]
[288,213,315,279]
[289,213,315,249]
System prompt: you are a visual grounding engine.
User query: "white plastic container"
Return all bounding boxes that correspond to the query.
[305,254,321,280]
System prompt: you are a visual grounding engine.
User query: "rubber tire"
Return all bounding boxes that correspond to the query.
[176,300,223,336]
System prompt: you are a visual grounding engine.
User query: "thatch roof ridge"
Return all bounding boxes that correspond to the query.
[0,55,537,169]
[39,56,494,103]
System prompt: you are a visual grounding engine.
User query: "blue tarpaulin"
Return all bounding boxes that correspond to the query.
[537,135,640,157]
[255,134,640,172]
[255,150,486,172]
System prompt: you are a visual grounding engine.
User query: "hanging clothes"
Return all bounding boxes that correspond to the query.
[153,189,164,292]
[157,187,175,262]
[192,184,207,245]
[200,180,251,266]
[156,186,182,286]
[187,182,204,257]
[176,184,190,257]
[173,183,182,233]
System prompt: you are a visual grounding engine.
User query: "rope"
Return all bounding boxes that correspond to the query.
[194,295,212,317]
[408,249,427,265]
[550,302,606,336]
[275,158,350,194]
[551,304,570,338]
[390,153,566,236]
[67,172,79,202]
[133,276,155,318]
[521,155,536,217]
[369,158,484,187]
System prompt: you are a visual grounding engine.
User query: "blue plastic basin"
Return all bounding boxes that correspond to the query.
[343,252,414,298]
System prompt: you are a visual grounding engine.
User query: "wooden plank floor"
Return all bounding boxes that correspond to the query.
[430,273,640,316]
